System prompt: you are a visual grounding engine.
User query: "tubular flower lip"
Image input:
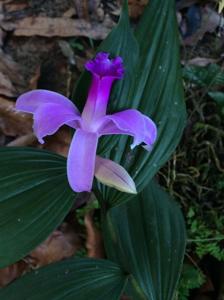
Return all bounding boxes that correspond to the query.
[16,52,157,193]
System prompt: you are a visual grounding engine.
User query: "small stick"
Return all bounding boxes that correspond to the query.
[7,133,36,147]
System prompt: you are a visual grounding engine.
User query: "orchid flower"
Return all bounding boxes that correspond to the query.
[16,52,157,193]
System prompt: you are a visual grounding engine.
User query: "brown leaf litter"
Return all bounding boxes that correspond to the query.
[1,16,112,40]
[0,222,82,287]
[84,210,105,259]
[43,127,72,157]
[0,96,32,137]
[0,50,39,98]
[183,5,224,45]
[25,223,82,269]
[0,261,28,288]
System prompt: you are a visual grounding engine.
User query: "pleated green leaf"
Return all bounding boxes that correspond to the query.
[0,147,75,268]
[73,0,139,155]
[0,258,127,300]
[74,0,186,206]
[97,0,186,206]
[103,180,186,300]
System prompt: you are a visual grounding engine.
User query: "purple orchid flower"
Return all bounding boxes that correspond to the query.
[16,52,157,193]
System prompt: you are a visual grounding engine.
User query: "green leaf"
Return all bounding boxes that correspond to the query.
[103,180,186,300]
[177,264,205,300]
[98,0,139,111]
[73,1,138,110]
[96,0,140,155]
[95,0,186,206]
[0,258,127,300]
[0,147,75,268]
[183,64,224,88]
[73,0,186,206]
[208,91,224,115]
[73,0,139,155]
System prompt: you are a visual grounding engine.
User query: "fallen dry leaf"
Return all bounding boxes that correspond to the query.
[25,223,82,269]
[0,96,32,136]
[1,16,113,39]
[75,192,92,209]
[128,0,148,18]
[4,1,28,13]
[62,7,77,18]
[120,295,132,300]
[58,40,76,66]
[28,65,41,91]
[0,261,29,288]
[84,210,105,258]
[0,50,40,97]
[0,50,24,97]
[7,133,36,147]
[0,223,82,287]
[184,6,224,45]
[74,0,104,22]
[74,0,90,20]
[43,127,72,157]
[0,28,5,46]
[183,57,218,67]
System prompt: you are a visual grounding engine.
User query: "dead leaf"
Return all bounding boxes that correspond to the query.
[4,1,28,13]
[58,40,76,66]
[28,65,41,90]
[0,223,82,286]
[25,223,82,268]
[128,0,148,19]
[184,6,224,45]
[73,0,104,22]
[183,57,218,67]
[62,7,76,18]
[73,0,90,20]
[0,50,24,97]
[0,28,5,47]
[120,295,132,300]
[0,261,29,288]
[0,50,40,97]
[84,211,105,258]
[0,96,32,136]
[1,16,112,40]
[44,127,72,157]
[7,133,36,147]
[117,0,148,18]
[75,192,92,209]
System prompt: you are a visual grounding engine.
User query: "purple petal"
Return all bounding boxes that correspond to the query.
[95,156,137,194]
[67,129,98,192]
[85,52,124,79]
[33,103,80,144]
[81,53,124,126]
[16,89,81,143]
[81,75,114,126]
[16,89,79,114]
[98,109,157,149]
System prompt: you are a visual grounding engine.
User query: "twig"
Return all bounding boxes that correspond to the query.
[7,133,36,147]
